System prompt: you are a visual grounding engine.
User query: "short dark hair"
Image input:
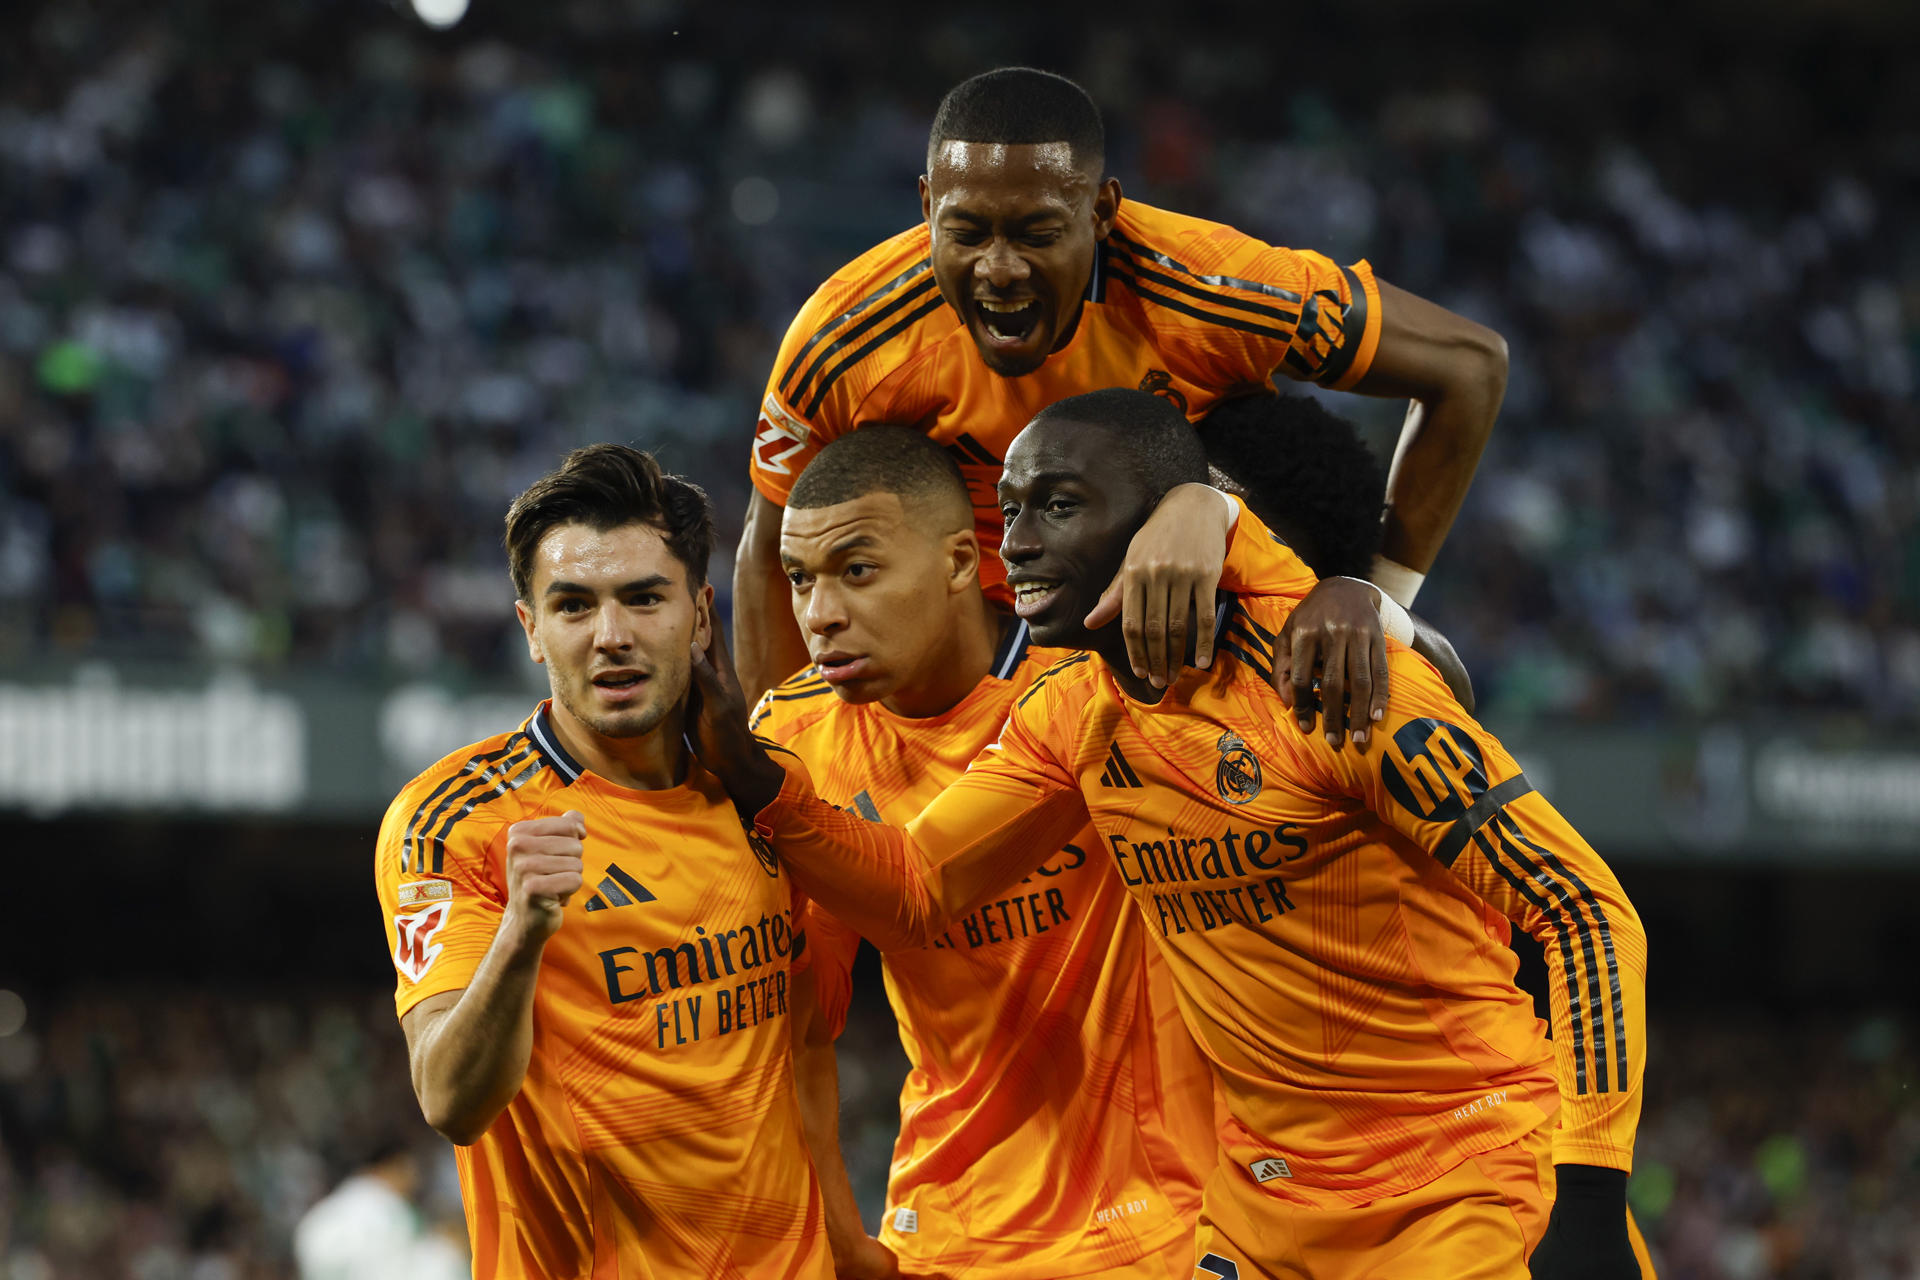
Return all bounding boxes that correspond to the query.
[1199,393,1385,579]
[928,67,1105,175]
[788,426,970,524]
[1031,387,1208,504]
[504,443,715,601]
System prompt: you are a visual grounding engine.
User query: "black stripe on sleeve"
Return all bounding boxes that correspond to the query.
[1472,824,1594,1094]
[804,293,948,417]
[1105,266,1297,346]
[1218,638,1273,685]
[426,751,546,875]
[948,432,1001,466]
[1107,231,1304,304]
[1224,619,1276,668]
[1016,652,1091,708]
[788,276,940,410]
[1110,251,1303,329]
[1433,773,1536,869]
[1311,267,1370,388]
[402,738,524,875]
[777,260,933,399]
[1497,815,1630,1091]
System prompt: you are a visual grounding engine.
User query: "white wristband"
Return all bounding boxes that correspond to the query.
[1336,576,1416,646]
[1368,555,1426,608]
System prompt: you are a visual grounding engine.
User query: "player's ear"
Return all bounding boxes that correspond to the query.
[919,173,933,224]
[693,581,714,651]
[515,598,545,665]
[1092,176,1122,239]
[946,529,981,591]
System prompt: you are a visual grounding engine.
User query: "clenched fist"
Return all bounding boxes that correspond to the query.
[505,810,586,941]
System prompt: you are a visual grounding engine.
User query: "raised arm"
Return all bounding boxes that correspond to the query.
[392,812,586,1145]
[1351,281,1508,598]
[735,491,812,705]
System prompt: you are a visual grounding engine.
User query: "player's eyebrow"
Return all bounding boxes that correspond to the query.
[942,208,1067,228]
[997,469,1085,498]
[544,574,672,597]
[827,534,879,556]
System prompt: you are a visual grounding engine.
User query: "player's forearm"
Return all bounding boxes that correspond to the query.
[735,492,811,705]
[794,1038,870,1260]
[1377,383,1501,575]
[759,773,951,949]
[1353,282,1508,575]
[411,914,548,1145]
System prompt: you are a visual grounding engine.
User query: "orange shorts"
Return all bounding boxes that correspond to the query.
[1065,1228,1200,1280]
[1185,1125,1656,1280]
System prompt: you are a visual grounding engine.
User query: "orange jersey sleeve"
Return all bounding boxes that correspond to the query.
[375,732,528,1016]
[1217,498,1321,599]
[1106,203,1385,394]
[751,229,942,507]
[1307,659,1649,1172]
[753,661,1091,954]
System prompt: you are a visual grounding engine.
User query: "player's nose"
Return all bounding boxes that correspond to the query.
[592,599,635,651]
[802,581,847,635]
[1000,508,1043,564]
[975,237,1030,286]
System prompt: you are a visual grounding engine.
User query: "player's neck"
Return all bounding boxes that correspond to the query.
[547,697,689,791]
[879,592,1003,720]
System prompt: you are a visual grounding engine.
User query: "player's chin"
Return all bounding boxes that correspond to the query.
[968,319,1051,377]
[1025,607,1096,652]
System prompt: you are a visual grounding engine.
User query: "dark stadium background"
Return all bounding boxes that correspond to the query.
[1,0,1915,1276]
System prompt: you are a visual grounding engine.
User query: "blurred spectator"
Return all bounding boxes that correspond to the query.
[0,0,1912,729]
[292,1139,466,1280]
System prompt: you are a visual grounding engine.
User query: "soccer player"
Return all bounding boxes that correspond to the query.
[374,445,831,1278]
[755,427,1233,1280]
[693,393,1652,1279]
[736,67,1509,725]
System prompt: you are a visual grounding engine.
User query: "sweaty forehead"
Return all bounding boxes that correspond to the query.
[929,141,1089,201]
[532,520,679,587]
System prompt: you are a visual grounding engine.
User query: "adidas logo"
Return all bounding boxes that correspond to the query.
[1248,1157,1292,1183]
[1098,742,1143,789]
[583,864,656,912]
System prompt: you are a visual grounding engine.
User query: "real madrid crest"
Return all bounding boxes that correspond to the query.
[1215,730,1263,805]
[745,826,781,877]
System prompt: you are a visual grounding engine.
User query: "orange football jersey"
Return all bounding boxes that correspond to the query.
[751,199,1383,598]
[750,516,1647,1211]
[750,622,1212,1280]
[374,703,831,1279]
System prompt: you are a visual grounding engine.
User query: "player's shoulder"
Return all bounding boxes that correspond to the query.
[1107,199,1299,279]
[767,224,961,425]
[378,712,564,864]
[1010,648,1100,720]
[749,667,838,740]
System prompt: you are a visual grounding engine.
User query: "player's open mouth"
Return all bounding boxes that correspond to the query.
[1011,578,1063,620]
[591,670,648,701]
[814,652,873,684]
[975,297,1042,345]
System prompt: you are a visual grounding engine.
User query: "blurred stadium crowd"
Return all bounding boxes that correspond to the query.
[1,0,1914,722]
[1,989,1913,1279]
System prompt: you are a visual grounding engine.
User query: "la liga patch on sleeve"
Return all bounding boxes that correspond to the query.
[393,901,452,983]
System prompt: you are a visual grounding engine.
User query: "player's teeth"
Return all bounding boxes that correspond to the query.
[979,300,1031,313]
